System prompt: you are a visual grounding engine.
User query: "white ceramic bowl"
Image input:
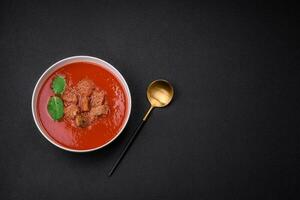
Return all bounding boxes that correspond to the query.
[32,56,132,152]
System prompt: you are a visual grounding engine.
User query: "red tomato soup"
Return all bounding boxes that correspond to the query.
[37,62,128,150]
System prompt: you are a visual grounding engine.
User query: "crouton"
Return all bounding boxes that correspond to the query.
[90,105,109,117]
[75,114,90,128]
[62,88,77,105]
[76,79,94,96]
[79,96,90,112]
[90,90,105,107]
[64,104,79,119]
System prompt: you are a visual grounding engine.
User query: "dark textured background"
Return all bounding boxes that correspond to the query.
[0,0,299,199]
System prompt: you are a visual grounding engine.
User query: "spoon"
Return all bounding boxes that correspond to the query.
[108,79,174,176]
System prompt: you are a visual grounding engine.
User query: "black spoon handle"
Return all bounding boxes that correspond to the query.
[108,120,145,177]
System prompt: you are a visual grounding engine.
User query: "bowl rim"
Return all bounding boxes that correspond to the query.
[31,55,132,153]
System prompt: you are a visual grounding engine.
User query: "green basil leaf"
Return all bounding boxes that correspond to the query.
[47,96,64,121]
[51,76,66,94]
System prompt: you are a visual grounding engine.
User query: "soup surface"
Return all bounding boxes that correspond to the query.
[37,61,128,150]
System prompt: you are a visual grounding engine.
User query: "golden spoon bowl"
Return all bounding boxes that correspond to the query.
[147,80,174,107]
[143,80,174,120]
